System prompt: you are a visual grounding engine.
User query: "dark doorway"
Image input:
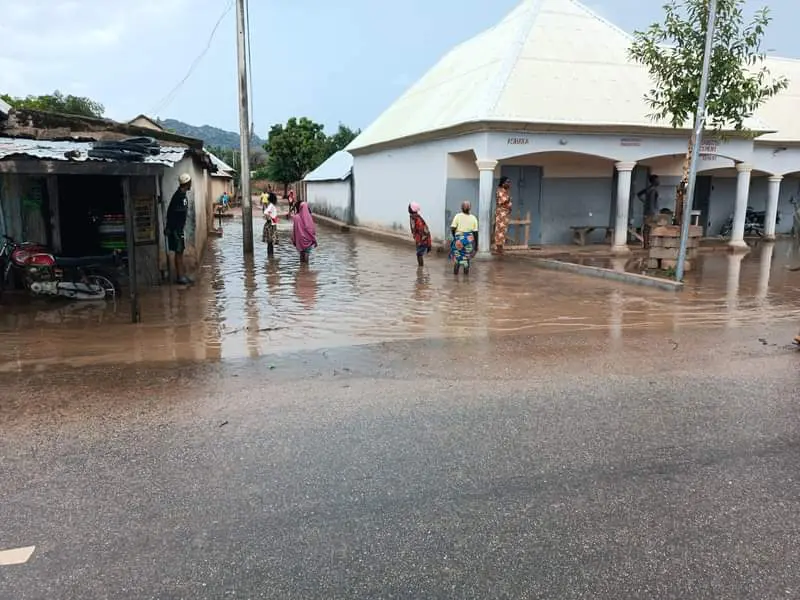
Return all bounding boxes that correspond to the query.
[58,175,124,257]
[692,175,713,234]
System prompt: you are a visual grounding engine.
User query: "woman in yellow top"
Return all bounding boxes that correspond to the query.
[450,201,479,275]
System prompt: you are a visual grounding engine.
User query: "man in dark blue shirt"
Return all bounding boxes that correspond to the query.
[165,173,192,284]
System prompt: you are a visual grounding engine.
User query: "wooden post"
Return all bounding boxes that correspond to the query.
[122,177,140,323]
[155,175,171,283]
[46,175,62,253]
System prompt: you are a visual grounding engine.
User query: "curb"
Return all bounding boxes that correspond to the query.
[525,257,684,291]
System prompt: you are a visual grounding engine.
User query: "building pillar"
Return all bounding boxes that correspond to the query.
[612,162,636,253]
[476,159,497,257]
[764,175,782,241]
[729,163,752,250]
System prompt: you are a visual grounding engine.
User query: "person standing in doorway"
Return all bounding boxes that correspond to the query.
[493,176,512,254]
[637,174,660,248]
[165,173,192,285]
[450,201,479,275]
[408,202,432,267]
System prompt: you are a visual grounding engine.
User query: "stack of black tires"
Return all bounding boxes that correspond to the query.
[87,137,161,162]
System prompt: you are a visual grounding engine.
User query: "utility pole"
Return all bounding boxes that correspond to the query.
[235,0,254,254]
[676,0,717,281]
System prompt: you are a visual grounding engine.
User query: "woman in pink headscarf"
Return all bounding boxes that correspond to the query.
[408,202,432,267]
[291,200,317,263]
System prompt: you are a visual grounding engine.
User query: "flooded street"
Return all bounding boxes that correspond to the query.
[1,217,800,372]
[4,222,800,599]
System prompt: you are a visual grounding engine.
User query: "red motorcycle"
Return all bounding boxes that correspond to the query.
[0,235,48,291]
[0,235,121,301]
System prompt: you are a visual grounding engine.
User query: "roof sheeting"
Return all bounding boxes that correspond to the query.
[304,151,353,181]
[0,98,11,117]
[0,138,187,165]
[206,150,235,176]
[348,0,778,152]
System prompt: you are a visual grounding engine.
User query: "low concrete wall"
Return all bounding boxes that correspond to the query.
[523,257,684,291]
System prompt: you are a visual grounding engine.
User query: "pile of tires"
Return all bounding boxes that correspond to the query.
[88,137,161,162]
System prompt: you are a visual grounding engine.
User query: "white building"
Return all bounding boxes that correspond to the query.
[347,0,800,251]
[303,151,354,223]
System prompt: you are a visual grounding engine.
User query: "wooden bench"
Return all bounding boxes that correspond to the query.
[570,225,614,246]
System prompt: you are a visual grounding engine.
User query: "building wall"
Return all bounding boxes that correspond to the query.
[352,133,484,239]
[306,179,351,222]
[0,173,49,244]
[162,155,210,270]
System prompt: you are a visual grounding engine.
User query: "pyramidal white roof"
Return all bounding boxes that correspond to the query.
[349,0,775,152]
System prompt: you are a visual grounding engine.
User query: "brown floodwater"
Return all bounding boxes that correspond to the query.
[1,217,799,372]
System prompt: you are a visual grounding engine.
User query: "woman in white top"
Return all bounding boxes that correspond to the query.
[262,194,280,257]
[449,201,479,275]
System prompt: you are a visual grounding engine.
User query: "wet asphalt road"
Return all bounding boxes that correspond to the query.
[2,321,800,599]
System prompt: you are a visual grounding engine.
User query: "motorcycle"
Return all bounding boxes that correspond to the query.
[0,235,122,301]
[719,206,778,238]
[0,235,48,291]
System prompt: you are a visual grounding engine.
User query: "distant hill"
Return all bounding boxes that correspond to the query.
[158,118,265,149]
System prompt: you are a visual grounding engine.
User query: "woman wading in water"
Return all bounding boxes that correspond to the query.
[408,202,432,267]
[291,200,317,263]
[450,201,478,275]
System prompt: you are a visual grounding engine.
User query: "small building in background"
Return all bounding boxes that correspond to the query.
[206,150,235,213]
[303,151,353,224]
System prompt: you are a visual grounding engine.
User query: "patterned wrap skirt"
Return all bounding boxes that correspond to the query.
[450,232,476,266]
[263,220,278,244]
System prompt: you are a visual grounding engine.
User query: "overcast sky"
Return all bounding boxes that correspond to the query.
[0,0,795,136]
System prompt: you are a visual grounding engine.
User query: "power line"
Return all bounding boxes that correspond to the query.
[148,0,234,116]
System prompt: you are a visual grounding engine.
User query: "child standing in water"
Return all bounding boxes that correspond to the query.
[408,203,432,267]
[262,193,279,257]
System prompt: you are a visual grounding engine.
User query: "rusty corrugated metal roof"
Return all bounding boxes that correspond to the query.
[0,137,187,166]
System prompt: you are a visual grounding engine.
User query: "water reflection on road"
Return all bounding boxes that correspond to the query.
[1,218,800,371]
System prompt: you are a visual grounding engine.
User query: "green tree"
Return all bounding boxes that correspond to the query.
[325,123,361,157]
[263,117,328,191]
[1,90,105,118]
[628,0,787,223]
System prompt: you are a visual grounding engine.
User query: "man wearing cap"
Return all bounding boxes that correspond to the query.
[165,173,192,285]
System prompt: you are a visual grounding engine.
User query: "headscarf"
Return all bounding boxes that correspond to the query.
[291,202,317,252]
[409,202,421,214]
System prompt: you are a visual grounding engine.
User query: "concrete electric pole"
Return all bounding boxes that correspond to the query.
[676,0,717,281]
[235,0,254,254]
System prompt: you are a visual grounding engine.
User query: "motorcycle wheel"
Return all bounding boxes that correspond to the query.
[85,270,120,300]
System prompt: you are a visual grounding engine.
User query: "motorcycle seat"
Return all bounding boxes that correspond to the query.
[55,255,117,268]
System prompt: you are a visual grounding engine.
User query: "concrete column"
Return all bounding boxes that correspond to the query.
[612,162,636,253]
[476,159,498,257]
[764,175,782,241]
[729,163,753,250]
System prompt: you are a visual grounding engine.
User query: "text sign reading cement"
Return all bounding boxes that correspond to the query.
[507,137,530,145]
